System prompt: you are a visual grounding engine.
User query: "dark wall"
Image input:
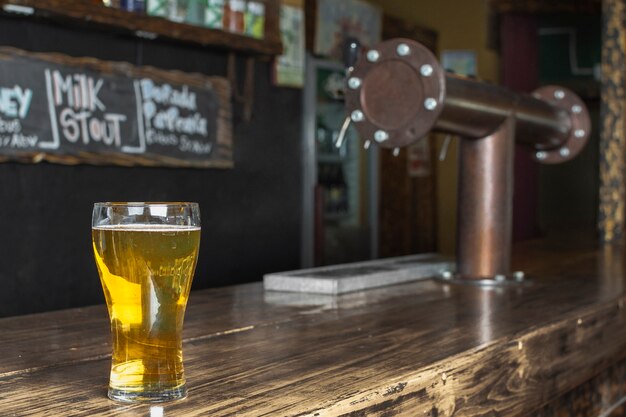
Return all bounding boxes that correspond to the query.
[0,17,303,317]
[537,15,601,235]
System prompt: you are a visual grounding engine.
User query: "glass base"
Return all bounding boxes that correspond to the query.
[108,385,187,403]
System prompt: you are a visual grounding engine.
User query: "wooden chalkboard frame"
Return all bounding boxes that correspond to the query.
[0,47,233,168]
[0,0,282,56]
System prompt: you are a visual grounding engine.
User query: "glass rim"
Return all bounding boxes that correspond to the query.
[94,202,199,208]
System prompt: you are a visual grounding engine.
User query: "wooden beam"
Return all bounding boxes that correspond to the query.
[489,0,601,14]
[599,0,626,242]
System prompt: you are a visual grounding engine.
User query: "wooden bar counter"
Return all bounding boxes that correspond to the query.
[2,236,626,416]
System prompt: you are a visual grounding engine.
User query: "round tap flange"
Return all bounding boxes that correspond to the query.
[531,86,591,164]
[344,38,446,148]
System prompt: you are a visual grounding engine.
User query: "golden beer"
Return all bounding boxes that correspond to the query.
[92,224,200,402]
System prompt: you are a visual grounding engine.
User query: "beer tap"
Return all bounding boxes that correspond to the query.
[333,38,360,151]
[335,38,403,156]
[343,38,591,284]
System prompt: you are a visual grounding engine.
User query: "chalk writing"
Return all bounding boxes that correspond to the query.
[0,83,38,150]
[0,117,22,133]
[0,85,32,119]
[0,48,228,168]
[140,79,197,110]
[138,78,212,156]
[0,133,39,148]
[179,137,212,154]
[45,69,128,148]
[51,71,104,111]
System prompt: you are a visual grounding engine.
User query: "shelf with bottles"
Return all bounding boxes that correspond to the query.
[316,126,347,163]
[315,98,362,222]
[0,0,282,56]
[318,161,350,220]
[317,154,343,164]
[315,101,351,159]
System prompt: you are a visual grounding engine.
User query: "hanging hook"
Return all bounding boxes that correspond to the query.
[439,134,453,161]
[335,116,352,149]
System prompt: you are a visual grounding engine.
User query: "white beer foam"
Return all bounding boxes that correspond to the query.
[93,224,200,231]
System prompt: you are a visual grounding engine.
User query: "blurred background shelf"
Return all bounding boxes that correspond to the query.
[0,0,283,55]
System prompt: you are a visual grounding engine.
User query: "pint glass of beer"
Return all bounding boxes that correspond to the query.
[92,202,201,403]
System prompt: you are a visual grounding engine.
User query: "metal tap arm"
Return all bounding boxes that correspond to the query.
[345,39,590,162]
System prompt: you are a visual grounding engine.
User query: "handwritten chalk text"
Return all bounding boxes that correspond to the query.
[0,85,32,119]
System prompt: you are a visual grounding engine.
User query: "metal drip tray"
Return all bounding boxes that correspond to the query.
[263,254,453,295]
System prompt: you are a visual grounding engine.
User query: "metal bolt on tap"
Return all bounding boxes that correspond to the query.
[440,270,453,280]
[348,77,362,90]
[396,43,410,56]
[420,64,433,77]
[351,110,364,122]
[574,129,585,138]
[424,98,438,111]
[367,50,380,62]
[513,271,525,282]
[374,130,389,143]
[572,104,582,114]
[560,147,570,157]
[554,90,565,100]
[393,148,400,157]
[536,151,547,160]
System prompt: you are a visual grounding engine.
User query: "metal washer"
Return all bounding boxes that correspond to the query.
[435,271,532,287]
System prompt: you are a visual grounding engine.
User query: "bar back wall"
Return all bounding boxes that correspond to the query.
[0,18,302,317]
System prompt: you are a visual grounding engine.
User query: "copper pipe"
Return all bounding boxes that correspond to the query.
[457,117,515,278]
[437,75,572,150]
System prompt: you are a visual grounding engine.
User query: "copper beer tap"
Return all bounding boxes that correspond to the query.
[344,39,591,284]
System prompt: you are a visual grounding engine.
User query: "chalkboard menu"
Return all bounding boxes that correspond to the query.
[0,47,232,168]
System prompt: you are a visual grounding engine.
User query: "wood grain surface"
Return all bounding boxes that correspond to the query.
[533,355,626,417]
[489,0,601,14]
[2,237,626,415]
